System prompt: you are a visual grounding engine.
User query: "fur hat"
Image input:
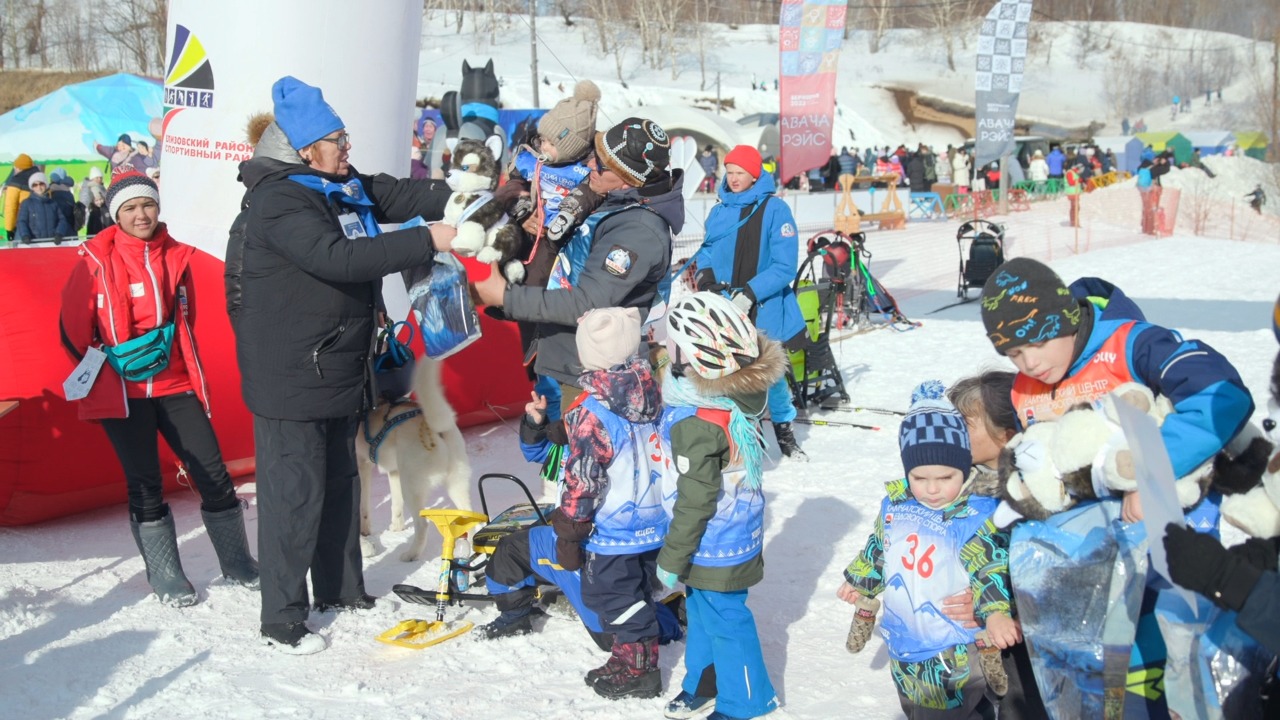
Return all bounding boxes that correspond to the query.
[106,172,159,220]
[577,307,642,371]
[724,145,763,180]
[980,258,1083,355]
[27,172,47,189]
[594,117,671,187]
[900,381,971,477]
[271,76,345,151]
[13,153,33,171]
[537,80,601,164]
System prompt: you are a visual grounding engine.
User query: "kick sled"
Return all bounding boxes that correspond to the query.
[378,473,552,648]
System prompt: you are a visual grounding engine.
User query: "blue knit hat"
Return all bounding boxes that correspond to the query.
[899,381,971,477]
[271,76,345,151]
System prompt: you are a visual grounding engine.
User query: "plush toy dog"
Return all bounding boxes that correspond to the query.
[980,382,1272,521]
[1218,350,1280,538]
[443,137,525,283]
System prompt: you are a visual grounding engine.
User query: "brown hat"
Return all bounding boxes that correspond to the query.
[594,117,671,187]
[538,80,601,163]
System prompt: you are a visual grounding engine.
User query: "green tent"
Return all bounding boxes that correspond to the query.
[1234,131,1269,161]
[1135,131,1194,165]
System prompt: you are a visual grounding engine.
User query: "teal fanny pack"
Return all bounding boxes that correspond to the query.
[104,323,176,382]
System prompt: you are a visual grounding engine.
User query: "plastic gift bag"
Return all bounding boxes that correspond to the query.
[404,251,481,360]
[1010,500,1148,720]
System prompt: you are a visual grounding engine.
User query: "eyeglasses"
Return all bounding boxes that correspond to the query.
[589,149,613,175]
[317,132,351,150]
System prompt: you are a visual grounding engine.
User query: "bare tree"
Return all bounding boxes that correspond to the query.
[1246,30,1280,162]
[924,0,981,72]
[862,0,893,55]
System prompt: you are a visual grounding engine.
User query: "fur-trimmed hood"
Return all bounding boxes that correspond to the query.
[684,334,786,401]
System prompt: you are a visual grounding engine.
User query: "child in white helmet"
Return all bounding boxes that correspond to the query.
[656,291,787,720]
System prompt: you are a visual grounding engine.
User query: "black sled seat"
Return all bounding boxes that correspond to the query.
[956,219,1006,298]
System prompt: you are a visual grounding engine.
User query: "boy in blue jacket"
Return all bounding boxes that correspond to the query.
[691,145,808,461]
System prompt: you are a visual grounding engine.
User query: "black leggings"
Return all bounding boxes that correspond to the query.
[100,393,237,522]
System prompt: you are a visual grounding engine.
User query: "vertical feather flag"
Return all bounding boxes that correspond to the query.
[779,0,846,184]
[974,0,1033,169]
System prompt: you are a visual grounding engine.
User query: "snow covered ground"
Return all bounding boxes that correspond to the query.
[3,12,1278,720]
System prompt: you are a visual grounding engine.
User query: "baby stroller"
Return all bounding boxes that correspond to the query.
[955,219,1005,299]
[787,244,851,410]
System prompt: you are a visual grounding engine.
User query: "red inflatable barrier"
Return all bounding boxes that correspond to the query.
[0,248,528,526]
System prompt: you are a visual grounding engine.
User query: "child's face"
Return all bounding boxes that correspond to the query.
[963,412,1011,468]
[908,466,966,509]
[1005,335,1075,385]
[538,137,560,162]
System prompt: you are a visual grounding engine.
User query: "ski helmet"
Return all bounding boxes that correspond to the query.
[665,291,759,379]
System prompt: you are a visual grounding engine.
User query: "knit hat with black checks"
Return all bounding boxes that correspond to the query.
[979,257,1082,355]
[594,117,670,187]
[899,381,971,477]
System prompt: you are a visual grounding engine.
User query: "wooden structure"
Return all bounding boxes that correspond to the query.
[834,173,906,233]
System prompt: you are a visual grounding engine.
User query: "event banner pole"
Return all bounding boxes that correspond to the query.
[974,0,1033,170]
[778,0,846,185]
[160,1,423,260]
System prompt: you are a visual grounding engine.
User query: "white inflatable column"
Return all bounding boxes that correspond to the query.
[160,1,423,259]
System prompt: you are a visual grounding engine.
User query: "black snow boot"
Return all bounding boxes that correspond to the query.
[773,421,809,462]
[314,593,377,613]
[129,507,198,607]
[592,637,662,700]
[479,587,536,640]
[201,504,259,589]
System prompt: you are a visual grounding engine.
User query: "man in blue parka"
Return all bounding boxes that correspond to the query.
[690,145,808,460]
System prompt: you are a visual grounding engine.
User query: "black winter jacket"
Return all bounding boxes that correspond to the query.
[235,122,451,420]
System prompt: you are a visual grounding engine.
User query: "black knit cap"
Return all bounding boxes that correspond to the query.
[594,117,671,187]
[980,257,1083,354]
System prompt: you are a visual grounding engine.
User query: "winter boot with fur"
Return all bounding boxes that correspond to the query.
[845,595,880,653]
[129,507,198,607]
[479,587,536,640]
[975,630,1009,696]
[773,421,809,462]
[591,637,662,700]
[201,504,260,589]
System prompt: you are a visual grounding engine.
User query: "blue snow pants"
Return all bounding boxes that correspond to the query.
[681,587,779,719]
[766,376,796,424]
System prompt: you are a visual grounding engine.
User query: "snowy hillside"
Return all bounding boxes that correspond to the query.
[417,16,1271,152]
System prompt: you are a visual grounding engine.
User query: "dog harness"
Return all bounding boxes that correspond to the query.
[363,400,424,465]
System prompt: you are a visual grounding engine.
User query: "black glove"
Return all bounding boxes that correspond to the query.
[1228,536,1280,572]
[510,196,536,225]
[1163,523,1263,611]
[694,268,717,292]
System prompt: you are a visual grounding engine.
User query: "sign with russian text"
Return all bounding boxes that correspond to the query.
[778,0,846,183]
[974,0,1033,169]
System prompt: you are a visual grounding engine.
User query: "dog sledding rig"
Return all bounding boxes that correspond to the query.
[378,473,552,648]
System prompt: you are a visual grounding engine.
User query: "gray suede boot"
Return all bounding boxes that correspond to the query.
[130,509,198,607]
[201,504,260,589]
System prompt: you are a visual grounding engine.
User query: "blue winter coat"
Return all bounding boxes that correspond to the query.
[1064,278,1254,478]
[1046,149,1066,176]
[16,192,72,242]
[692,173,805,345]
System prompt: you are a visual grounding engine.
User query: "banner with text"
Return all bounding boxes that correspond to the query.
[778,0,846,183]
[974,0,1033,169]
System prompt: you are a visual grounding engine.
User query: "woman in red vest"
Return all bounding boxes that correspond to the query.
[59,172,258,608]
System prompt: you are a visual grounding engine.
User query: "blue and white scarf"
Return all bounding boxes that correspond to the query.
[662,372,766,490]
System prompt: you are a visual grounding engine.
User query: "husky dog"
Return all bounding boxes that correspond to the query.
[443,137,525,283]
[357,357,471,562]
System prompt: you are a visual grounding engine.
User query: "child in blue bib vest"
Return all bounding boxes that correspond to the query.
[548,306,670,701]
[657,291,788,720]
[840,381,1019,719]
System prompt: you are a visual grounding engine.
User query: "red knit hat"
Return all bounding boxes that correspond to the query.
[724,145,763,179]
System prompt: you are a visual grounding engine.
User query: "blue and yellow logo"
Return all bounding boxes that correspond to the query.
[164,25,214,109]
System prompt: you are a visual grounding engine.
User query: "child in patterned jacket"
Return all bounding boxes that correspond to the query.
[838,381,1020,719]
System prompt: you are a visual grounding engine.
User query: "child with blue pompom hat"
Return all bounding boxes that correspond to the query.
[837,380,1020,718]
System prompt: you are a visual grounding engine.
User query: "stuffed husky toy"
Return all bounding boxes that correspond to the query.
[443,137,525,283]
[982,382,1272,521]
[1218,332,1280,538]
